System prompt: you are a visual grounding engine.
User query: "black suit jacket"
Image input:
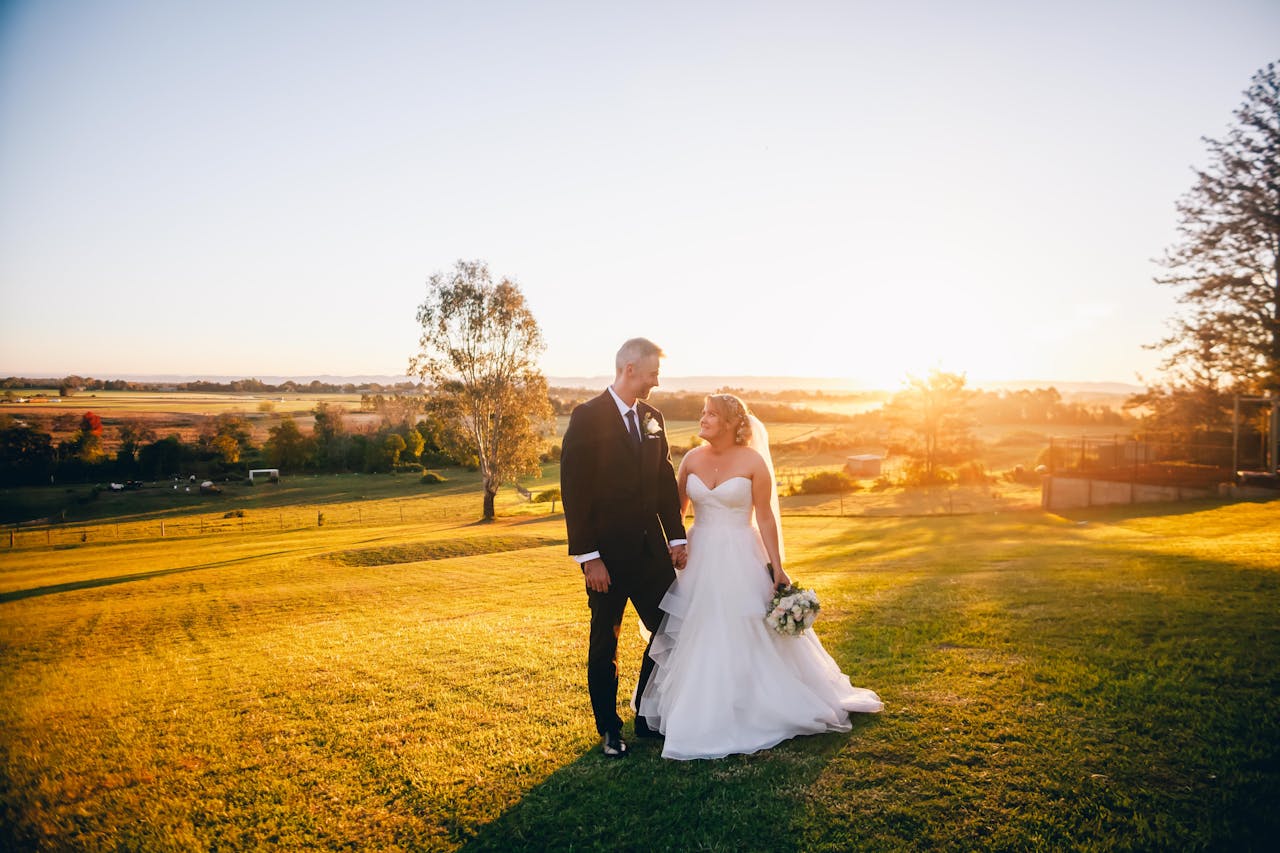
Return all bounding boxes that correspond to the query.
[559,391,686,565]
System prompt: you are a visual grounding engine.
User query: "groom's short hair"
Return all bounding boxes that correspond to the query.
[616,338,665,373]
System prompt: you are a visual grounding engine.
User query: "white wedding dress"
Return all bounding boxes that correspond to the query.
[637,473,882,760]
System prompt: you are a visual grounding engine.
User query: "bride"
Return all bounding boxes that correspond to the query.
[636,393,882,760]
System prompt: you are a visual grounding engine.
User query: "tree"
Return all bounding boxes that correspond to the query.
[265,416,312,470]
[115,419,157,471]
[72,411,105,463]
[383,433,406,467]
[883,370,978,485]
[1153,61,1280,394]
[138,435,184,479]
[312,402,349,470]
[0,420,55,485]
[409,259,554,520]
[402,427,425,462]
[211,433,242,465]
[210,412,253,449]
[201,413,253,465]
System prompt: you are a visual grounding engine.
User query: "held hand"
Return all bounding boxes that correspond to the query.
[669,544,688,570]
[582,558,611,593]
[772,566,792,588]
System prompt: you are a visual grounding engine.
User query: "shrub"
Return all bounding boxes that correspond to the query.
[955,461,993,485]
[224,509,245,518]
[532,487,560,504]
[421,471,448,485]
[799,470,859,495]
[899,460,955,487]
[540,444,562,463]
[420,451,456,468]
[870,475,893,492]
[391,462,424,475]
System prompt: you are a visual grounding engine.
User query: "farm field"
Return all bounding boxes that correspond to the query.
[2,460,1043,543]
[1,488,1277,850]
[2,390,364,416]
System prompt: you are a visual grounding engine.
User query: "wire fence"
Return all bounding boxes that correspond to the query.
[1,492,512,550]
[1044,433,1243,488]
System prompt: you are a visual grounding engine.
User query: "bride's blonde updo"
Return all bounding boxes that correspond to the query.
[707,393,752,446]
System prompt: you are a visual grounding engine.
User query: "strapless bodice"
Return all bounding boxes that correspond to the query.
[687,474,753,528]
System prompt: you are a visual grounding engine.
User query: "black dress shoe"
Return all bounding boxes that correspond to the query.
[633,716,663,739]
[601,731,629,758]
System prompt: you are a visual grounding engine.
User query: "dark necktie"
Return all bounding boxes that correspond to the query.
[626,409,642,448]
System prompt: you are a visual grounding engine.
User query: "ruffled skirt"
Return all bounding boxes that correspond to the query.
[637,520,882,760]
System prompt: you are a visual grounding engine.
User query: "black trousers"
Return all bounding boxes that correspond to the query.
[585,550,675,736]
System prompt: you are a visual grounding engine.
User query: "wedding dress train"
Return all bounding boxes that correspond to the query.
[637,474,882,760]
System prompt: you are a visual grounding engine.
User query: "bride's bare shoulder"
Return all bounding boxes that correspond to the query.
[679,445,705,473]
[738,446,766,468]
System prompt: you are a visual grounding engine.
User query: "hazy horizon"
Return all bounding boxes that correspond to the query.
[0,368,1146,395]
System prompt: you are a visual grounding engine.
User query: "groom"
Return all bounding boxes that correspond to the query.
[560,337,688,758]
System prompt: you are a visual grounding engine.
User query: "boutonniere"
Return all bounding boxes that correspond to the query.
[642,412,662,437]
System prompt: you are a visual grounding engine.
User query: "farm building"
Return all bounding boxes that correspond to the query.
[845,454,883,477]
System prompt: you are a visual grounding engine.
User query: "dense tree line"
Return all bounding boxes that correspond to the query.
[550,387,1124,428]
[0,376,422,395]
[967,388,1127,426]
[0,401,460,487]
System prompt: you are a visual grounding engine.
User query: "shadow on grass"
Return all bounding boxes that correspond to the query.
[0,549,310,603]
[458,719,874,852]
[1,533,573,603]
[1050,496,1275,523]
[832,534,1280,849]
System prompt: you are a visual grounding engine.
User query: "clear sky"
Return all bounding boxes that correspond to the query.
[1,1,1277,389]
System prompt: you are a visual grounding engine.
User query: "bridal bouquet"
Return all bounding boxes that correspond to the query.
[765,584,820,636]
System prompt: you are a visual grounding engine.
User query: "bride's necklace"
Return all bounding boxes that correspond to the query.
[707,448,730,482]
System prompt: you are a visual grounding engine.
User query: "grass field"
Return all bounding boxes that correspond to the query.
[1,483,1277,850]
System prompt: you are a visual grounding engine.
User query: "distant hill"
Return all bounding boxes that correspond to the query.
[6,372,1145,396]
[966,380,1144,396]
[54,374,421,386]
[547,376,873,393]
[550,376,1145,396]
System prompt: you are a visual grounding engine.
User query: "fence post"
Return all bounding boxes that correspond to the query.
[1131,435,1137,503]
[161,520,165,537]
